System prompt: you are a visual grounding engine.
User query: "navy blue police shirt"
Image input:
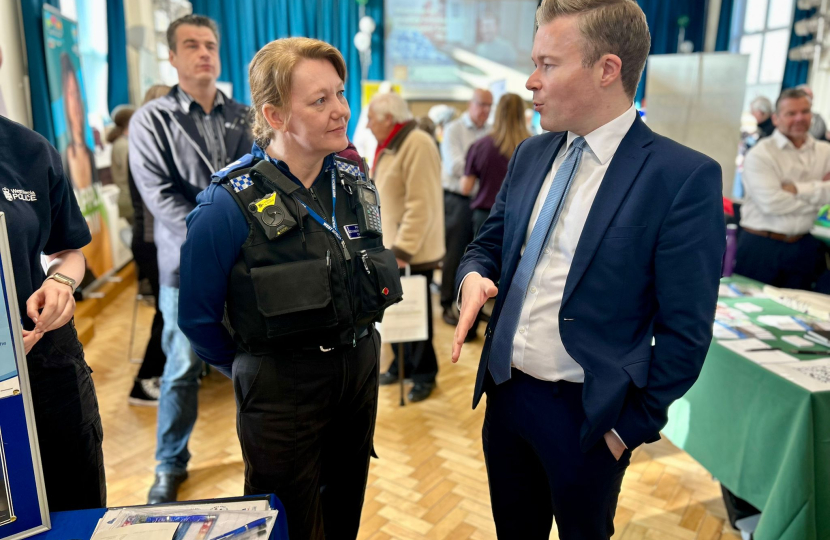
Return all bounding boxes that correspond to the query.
[179,144,336,375]
[0,116,92,328]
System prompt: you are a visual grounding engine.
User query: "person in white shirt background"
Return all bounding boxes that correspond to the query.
[438,89,492,332]
[736,87,830,291]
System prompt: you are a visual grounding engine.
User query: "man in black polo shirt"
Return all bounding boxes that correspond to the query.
[129,14,253,503]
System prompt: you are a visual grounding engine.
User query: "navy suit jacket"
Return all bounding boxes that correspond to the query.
[456,116,725,451]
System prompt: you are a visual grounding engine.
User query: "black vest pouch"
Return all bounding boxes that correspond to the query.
[250,258,339,338]
[353,246,404,327]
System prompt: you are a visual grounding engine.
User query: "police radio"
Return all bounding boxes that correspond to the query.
[336,157,383,238]
[354,179,382,238]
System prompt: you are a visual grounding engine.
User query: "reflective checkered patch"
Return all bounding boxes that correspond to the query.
[230,174,254,193]
[335,160,362,178]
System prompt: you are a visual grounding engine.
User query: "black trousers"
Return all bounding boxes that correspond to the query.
[233,330,380,540]
[440,191,474,308]
[131,236,166,379]
[483,370,630,539]
[472,208,490,239]
[26,321,106,511]
[386,268,439,383]
[734,232,827,291]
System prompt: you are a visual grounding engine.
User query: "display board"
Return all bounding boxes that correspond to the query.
[41,5,114,280]
[0,212,50,540]
[645,53,749,198]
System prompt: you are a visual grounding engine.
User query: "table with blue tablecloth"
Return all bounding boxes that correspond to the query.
[30,495,288,540]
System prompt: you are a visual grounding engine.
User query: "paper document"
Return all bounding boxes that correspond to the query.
[764,359,830,392]
[732,322,774,341]
[734,302,763,313]
[782,335,816,348]
[376,274,428,343]
[756,316,806,331]
[713,322,741,340]
[720,338,796,364]
[718,284,739,298]
[93,508,277,540]
[92,523,179,540]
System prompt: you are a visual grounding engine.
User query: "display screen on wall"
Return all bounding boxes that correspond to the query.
[385,0,538,98]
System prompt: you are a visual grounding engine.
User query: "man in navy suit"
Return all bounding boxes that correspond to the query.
[452,0,725,537]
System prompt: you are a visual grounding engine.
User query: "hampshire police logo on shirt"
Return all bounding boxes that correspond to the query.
[2,187,37,202]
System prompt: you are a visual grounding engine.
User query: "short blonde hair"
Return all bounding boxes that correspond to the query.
[368,92,413,124]
[537,0,650,99]
[249,37,347,146]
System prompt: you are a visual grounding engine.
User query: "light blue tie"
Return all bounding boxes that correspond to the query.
[488,136,587,384]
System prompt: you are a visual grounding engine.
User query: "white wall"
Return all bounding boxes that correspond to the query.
[0,0,32,126]
[124,1,159,105]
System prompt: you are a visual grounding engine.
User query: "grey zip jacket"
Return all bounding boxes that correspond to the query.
[128,86,253,287]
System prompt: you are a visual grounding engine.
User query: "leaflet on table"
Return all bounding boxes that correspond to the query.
[782,335,817,348]
[91,523,179,540]
[93,501,272,536]
[763,359,830,392]
[755,315,811,331]
[720,338,797,364]
[763,285,830,320]
[733,302,764,314]
[718,282,764,298]
[94,508,277,540]
[713,321,775,341]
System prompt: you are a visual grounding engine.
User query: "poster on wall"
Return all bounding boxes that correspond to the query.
[0,212,50,540]
[41,5,114,280]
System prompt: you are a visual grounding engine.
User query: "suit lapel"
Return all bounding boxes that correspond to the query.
[561,116,654,308]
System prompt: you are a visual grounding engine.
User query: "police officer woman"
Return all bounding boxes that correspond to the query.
[178,38,401,540]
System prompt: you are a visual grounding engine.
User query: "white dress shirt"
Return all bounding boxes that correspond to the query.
[460,105,637,447]
[440,112,489,194]
[512,105,637,383]
[740,130,830,235]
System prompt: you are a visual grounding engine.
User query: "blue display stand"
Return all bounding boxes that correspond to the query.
[0,213,50,540]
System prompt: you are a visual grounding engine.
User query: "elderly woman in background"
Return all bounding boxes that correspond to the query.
[367,92,445,403]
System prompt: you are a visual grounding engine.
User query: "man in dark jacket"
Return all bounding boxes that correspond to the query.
[129,14,253,504]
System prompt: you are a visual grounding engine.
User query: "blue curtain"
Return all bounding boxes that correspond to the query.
[715,0,734,52]
[20,0,61,146]
[190,0,384,137]
[781,3,814,90]
[106,0,129,111]
[635,0,707,104]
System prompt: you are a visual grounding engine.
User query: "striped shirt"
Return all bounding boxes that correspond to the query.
[177,87,229,172]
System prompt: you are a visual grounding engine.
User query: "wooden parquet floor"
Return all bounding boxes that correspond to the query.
[82,281,742,540]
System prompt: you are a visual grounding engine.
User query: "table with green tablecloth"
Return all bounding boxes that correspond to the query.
[662,276,830,540]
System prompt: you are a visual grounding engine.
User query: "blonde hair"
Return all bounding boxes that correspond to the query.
[536,0,650,99]
[142,84,171,105]
[491,93,530,158]
[249,37,347,146]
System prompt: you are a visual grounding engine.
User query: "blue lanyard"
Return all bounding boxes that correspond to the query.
[294,170,350,258]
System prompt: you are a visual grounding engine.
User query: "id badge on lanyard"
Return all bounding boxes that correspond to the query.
[294,169,351,260]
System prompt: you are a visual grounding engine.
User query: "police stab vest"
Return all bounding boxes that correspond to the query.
[213,154,403,353]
